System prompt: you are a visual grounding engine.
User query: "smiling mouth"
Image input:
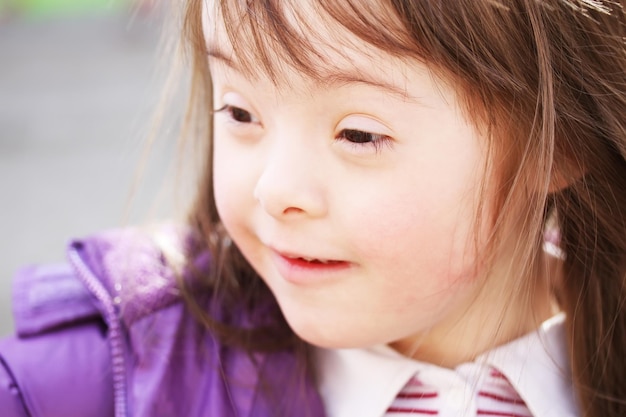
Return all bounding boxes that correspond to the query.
[270,248,352,284]
[274,248,351,268]
[279,253,351,271]
[282,254,345,265]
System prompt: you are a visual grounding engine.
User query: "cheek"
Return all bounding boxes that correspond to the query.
[350,201,482,333]
[213,158,234,224]
[344,182,482,285]
[213,141,253,234]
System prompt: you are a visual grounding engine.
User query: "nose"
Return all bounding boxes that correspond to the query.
[253,142,327,220]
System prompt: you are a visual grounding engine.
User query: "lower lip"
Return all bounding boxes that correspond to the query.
[271,252,352,285]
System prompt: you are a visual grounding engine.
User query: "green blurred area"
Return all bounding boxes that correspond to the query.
[2,0,125,17]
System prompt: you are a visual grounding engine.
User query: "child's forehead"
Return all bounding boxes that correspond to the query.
[202,0,425,91]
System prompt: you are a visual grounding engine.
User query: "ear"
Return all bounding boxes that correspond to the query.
[548,157,586,193]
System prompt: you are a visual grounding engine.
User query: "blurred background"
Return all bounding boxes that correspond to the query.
[0,0,179,336]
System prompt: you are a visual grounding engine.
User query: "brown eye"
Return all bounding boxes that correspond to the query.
[229,106,254,123]
[335,128,392,154]
[338,129,386,144]
[214,105,259,124]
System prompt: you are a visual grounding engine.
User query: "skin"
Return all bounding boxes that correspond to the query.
[207,4,554,368]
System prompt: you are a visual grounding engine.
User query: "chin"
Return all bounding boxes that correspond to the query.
[284,316,382,350]
[296,333,360,350]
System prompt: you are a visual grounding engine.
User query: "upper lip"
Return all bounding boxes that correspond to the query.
[270,246,345,263]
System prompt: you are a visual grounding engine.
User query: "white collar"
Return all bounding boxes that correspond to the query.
[314,314,579,417]
[475,313,578,417]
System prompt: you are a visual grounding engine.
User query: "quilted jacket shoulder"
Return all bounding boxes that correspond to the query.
[0,227,326,417]
[0,263,113,417]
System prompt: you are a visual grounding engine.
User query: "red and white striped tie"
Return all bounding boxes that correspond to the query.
[385,367,532,416]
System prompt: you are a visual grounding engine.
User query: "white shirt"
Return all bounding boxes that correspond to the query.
[314,314,579,417]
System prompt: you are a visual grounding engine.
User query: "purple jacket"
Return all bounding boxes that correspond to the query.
[0,229,326,417]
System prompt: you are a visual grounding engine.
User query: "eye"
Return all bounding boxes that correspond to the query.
[336,129,392,153]
[338,129,387,144]
[214,105,260,124]
[335,115,394,153]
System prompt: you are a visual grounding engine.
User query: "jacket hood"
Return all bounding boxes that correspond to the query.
[71,226,186,327]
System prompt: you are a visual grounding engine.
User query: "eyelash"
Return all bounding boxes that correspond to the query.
[335,129,392,153]
[213,104,259,124]
[214,104,392,152]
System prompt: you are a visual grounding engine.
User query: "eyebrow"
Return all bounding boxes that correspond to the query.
[206,44,419,103]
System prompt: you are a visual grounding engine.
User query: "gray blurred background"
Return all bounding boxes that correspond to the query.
[0,2,178,336]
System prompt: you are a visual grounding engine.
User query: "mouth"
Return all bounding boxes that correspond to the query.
[281,253,346,265]
[270,248,352,284]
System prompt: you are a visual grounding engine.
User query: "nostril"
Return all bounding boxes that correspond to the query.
[283,207,305,215]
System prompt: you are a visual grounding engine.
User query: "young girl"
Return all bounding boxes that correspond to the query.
[1,1,624,416]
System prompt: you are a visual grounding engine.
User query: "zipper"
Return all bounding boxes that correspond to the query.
[68,246,128,417]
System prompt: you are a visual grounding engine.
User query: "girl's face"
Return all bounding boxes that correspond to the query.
[209,6,500,360]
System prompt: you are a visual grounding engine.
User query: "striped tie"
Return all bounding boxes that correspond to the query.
[385,367,532,416]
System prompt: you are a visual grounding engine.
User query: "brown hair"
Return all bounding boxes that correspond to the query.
[171,0,626,415]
